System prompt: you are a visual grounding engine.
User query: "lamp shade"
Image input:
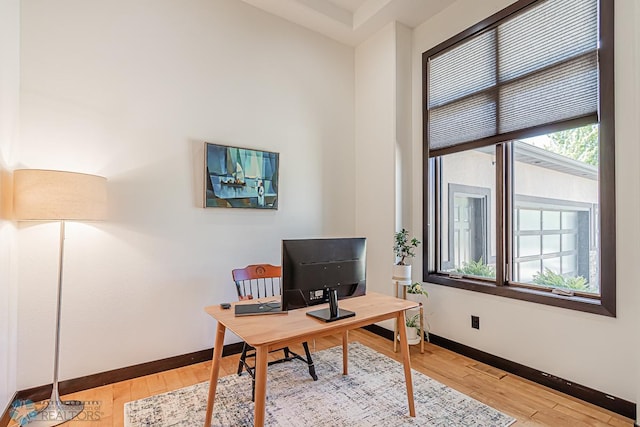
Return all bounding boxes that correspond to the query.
[13,169,107,221]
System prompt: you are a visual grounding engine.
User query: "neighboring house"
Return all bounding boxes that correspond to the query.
[440,140,599,291]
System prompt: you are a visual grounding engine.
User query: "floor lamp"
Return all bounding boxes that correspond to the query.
[13,169,107,427]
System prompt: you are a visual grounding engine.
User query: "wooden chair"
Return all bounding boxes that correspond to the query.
[232,264,317,401]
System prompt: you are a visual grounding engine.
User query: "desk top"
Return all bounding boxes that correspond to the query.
[205,292,417,348]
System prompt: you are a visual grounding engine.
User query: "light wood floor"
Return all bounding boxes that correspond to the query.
[9,329,634,427]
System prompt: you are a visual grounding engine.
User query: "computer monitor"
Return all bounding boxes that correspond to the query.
[281,237,366,321]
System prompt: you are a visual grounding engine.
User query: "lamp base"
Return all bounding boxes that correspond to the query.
[26,398,84,426]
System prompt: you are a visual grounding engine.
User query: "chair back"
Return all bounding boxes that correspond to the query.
[232,264,282,300]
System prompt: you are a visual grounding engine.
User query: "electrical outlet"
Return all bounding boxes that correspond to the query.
[471,315,480,329]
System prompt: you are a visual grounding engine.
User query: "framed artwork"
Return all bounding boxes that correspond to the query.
[204,142,279,209]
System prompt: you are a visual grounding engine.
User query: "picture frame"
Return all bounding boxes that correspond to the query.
[204,142,279,209]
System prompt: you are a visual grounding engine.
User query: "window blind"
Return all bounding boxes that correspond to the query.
[426,0,598,153]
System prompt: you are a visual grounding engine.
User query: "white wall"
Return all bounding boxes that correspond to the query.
[411,0,640,406]
[355,23,397,298]
[394,24,413,231]
[633,1,640,421]
[355,21,413,289]
[17,0,355,389]
[0,0,20,412]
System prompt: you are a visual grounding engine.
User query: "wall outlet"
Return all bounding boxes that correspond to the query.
[471,315,480,329]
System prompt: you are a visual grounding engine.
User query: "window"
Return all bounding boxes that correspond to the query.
[513,197,594,290]
[423,0,615,315]
[449,185,492,274]
[444,181,494,277]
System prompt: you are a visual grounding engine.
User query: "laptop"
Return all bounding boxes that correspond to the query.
[234,301,286,316]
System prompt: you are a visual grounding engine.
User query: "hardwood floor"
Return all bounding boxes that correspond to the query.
[8,329,634,426]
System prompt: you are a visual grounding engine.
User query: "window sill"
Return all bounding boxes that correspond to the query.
[425,274,615,317]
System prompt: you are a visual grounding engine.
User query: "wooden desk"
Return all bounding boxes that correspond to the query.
[203,292,418,427]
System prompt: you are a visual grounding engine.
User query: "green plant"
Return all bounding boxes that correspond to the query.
[532,268,590,291]
[455,258,496,278]
[405,313,421,328]
[545,124,598,166]
[407,282,428,297]
[394,229,421,265]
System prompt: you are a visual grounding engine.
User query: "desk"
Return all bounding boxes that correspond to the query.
[203,292,419,427]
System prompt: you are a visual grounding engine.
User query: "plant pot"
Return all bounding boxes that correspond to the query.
[406,292,427,306]
[393,264,411,281]
[406,326,418,341]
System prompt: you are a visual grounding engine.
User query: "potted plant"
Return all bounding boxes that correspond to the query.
[406,282,428,343]
[407,282,429,302]
[393,228,421,280]
[405,313,421,341]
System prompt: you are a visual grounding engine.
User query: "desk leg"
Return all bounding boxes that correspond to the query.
[342,330,349,375]
[419,304,425,354]
[393,280,399,353]
[253,345,268,427]
[393,317,398,353]
[204,322,226,427]
[397,311,416,417]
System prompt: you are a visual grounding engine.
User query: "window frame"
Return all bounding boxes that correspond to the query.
[422,0,615,316]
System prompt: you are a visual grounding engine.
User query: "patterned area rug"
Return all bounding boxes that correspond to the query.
[125,342,516,426]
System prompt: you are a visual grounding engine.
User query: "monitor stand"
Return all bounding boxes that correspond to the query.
[306,307,355,322]
[306,288,356,322]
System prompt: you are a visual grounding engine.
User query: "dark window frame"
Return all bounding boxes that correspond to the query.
[422,0,616,316]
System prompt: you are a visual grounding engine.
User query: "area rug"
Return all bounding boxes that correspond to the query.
[125,342,515,426]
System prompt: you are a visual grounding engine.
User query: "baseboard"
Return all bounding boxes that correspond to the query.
[429,334,636,420]
[12,342,244,406]
[362,324,394,340]
[363,324,636,421]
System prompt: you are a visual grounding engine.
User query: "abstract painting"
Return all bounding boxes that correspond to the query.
[204,142,279,209]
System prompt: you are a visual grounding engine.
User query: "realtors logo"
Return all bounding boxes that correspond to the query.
[9,399,103,424]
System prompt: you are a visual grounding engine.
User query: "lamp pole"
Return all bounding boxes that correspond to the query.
[29,220,84,426]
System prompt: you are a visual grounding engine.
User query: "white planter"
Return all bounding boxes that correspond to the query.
[406,292,427,306]
[406,326,418,341]
[407,293,429,341]
[393,264,411,281]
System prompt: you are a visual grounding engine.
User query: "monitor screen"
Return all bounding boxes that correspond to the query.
[281,237,366,311]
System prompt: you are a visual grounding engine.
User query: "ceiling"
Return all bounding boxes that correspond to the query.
[239,0,458,46]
